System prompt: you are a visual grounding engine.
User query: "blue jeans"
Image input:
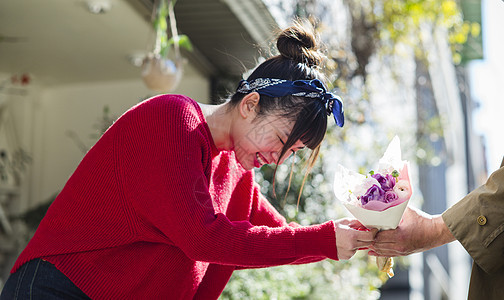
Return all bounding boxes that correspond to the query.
[0,259,91,300]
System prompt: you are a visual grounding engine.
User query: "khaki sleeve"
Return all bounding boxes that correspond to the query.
[442,162,504,274]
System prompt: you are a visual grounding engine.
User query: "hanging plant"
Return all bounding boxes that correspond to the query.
[142,0,193,92]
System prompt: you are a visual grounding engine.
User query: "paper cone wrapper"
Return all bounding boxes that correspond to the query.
[343,199,409,230]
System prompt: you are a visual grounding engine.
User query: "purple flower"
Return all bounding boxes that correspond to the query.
[371,173,396,191]
[383,190,399,203]
[360,184,385,205]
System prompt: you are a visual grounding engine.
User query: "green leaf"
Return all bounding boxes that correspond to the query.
[168,34,193,52]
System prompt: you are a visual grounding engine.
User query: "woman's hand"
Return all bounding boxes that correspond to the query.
[334,218,377,260]
[368,206,456,257]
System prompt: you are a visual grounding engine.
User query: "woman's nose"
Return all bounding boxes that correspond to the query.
[270,152,279,164]
[273,151,292,165]
[271,152,280,164]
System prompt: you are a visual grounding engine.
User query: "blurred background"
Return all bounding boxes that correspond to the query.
[0,0,500,299]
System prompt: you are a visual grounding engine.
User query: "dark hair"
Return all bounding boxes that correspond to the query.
[229,21,329,201]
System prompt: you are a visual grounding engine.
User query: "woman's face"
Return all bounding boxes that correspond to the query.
[232,94,305,170]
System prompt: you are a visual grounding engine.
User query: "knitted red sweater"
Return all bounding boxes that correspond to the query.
[12,95,338,299]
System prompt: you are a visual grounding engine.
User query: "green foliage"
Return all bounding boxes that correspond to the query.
[221,253,384,300]
[153,0,169,56]
[90,105,116,139]
[152,0,193,57]
[0,148,31,185]
[351,0,479,64]
[168,34,193,52]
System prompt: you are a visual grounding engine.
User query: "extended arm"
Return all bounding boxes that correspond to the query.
[371,163,504,269]
[369,205,456,256]
[248,184,376,263]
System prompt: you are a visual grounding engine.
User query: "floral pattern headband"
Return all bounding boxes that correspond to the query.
[236,78,344,127]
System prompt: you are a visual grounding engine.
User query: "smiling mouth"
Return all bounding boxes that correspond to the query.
[255,153,268,165]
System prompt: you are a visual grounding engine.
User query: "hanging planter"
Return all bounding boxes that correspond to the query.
[141,52,183,92]
[142,0,192,92]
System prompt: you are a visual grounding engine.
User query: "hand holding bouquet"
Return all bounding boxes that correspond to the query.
[333,136,412,277]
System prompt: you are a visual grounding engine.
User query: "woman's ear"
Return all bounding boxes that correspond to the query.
[239,92,260,119]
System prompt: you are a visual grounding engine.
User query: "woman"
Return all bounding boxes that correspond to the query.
[1,23,375,299]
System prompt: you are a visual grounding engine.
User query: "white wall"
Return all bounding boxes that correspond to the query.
[2,62,210,211]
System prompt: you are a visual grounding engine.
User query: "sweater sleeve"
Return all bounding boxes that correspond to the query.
[442,164,504,274]
[117,96,337,268]
[249,182,298,228]
[235,183,328,268]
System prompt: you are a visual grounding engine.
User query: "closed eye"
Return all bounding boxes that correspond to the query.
[278,136,303,154]
[278,137,290,155]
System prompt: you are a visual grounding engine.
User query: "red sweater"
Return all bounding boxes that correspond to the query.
[12,95,338,299]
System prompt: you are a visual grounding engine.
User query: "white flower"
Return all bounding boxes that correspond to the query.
[393,180,412,201]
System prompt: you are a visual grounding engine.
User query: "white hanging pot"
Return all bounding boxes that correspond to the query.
[141,53,184,92]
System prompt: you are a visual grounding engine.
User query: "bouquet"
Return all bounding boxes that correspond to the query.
[333,136,412,277]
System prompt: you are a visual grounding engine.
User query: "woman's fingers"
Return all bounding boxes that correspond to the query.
[353,240,374,249]
[334,219,378,260]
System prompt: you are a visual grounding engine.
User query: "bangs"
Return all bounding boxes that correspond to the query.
[279,100,327,158]
[298,102,327,150]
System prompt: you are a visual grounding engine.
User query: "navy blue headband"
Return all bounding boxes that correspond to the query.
[236,78,344,127]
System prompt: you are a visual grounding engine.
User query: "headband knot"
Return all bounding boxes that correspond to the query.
[236,78,344,127]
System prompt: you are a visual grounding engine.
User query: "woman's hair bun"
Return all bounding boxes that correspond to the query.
[276,22,323,67]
